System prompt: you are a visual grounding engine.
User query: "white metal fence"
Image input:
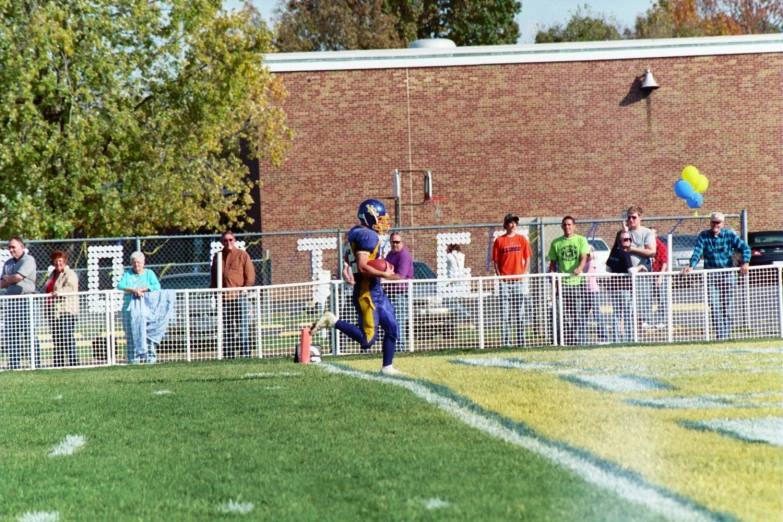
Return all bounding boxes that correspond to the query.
[1,265,781,370]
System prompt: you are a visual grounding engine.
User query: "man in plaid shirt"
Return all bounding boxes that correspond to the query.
[682,212,750,339]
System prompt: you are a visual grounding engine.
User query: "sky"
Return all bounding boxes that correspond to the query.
[224,0,657,45]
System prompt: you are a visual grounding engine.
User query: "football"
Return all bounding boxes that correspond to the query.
[367,258,389,272]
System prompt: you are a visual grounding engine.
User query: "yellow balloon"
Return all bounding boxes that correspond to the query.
[693,174,709,193]
[682,165,700,186]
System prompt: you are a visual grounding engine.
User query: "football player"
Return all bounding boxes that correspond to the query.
[310,199,404,375]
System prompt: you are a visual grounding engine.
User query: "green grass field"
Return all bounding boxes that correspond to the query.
[1,338,781,521]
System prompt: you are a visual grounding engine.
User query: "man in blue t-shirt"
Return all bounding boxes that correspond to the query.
[310,199,404,376]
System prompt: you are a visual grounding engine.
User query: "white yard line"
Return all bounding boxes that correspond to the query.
[244,372,302,378]
[216,500,254,514]
[48,435,86,457]
[16,512,59,522]
[323,364,720,522]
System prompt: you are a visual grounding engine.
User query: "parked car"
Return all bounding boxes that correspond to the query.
[660,234,704,271]
[587,238,610,269]
[748,231,783,267]
[159,273,216,344]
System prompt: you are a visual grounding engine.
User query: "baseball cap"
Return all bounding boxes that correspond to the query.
[503,213,519,224]
[710,212,725,222]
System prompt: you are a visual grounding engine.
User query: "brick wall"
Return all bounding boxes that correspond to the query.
[259,53,782,283]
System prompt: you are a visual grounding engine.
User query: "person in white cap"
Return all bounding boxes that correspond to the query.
[682,212,750,340]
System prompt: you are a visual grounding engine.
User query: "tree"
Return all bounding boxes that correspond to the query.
[275,0,404,52]
[535,5,622,43]
[394,0,523,46]
[274,0,522,51]
[631,0,782,39]
[0,0,291,239]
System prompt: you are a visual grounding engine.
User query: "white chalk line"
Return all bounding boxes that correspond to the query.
[216,499,254,514]
[323,364,721,522]
[421,498,450,509]
[692,416,783,447]
[244,372,302,378]
[48,435,86,457]
[153,389,171,395]
[16,512,59,522]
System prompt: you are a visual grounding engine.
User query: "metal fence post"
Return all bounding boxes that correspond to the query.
[778,267,783,339]
[667,235,674,343]
[28,296,36,370]
[631,275,638,343]
[407,280,415,353]
[743,270,750,334]
[702,272,710,341]
[778,266,783,337]
[216,292,223,360]
[538,219,546,275]
[478,279,485,349]
[108,295,116,366]
[185,292,192,362]
[740,209,748,244]
[336,230,343,280]
[556,275,564,346]
[550,275,558,346]
[329,281,339,356]
[216,252,223,361]
[135,236,141,254]
[256,287,263,359]
[104,294,112,366]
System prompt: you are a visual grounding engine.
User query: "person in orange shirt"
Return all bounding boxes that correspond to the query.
[492,213,532,347]
[210,231,256,359]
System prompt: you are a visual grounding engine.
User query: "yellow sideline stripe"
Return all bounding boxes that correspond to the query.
[346,339,782,522]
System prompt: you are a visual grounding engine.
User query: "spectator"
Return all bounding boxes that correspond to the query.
[445,244,470,323]
[117,251,162,364]
[492,213,532,347]
[624,206,656,329]
[648,227,669,329]
[210,231,256,359]
[682,212,750,340]
[1,237,41,369]
[548,216,589,345]
[45,251,79,367]
[384,232,414,351]
[580,245,609,344]
[606,230,648,343]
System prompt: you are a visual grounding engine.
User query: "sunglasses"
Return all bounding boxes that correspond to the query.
[628,215,640,220]
[221,238,236,244]
[390,240,402,244]
[622,238,632,242]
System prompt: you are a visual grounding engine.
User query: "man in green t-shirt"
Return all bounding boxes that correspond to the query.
[548,216,590,345]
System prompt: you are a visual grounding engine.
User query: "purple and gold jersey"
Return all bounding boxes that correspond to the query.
[342,225,397,348]
[346,225,383,296]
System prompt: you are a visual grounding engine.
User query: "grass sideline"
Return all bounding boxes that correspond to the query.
[0,358,675,521]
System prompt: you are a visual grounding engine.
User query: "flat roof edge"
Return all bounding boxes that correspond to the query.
[263,35,783,72]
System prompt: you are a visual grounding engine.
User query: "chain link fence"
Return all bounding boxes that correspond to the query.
[0,212,745,298]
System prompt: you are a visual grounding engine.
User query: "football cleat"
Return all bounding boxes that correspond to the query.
[310,311,337,336]
[380,365,405,376]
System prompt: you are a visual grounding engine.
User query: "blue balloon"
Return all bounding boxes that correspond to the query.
[686,192,703,209]
[674,179,695,199]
